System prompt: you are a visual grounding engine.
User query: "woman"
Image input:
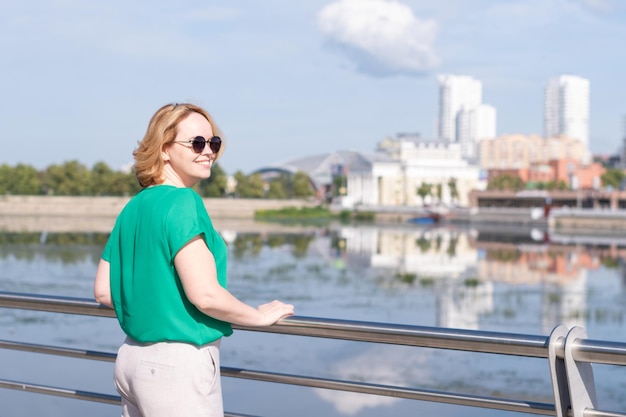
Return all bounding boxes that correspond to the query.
[94,103,294,417]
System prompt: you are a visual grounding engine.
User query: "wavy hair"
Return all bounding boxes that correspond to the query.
[133,103,224,188]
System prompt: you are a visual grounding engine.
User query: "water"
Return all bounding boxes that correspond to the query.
[0,224,625,417]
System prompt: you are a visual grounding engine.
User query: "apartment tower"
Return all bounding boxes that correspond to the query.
[457,104,497,160]
[438,74,496,160]
[544,75,590,146]
[438,75,481,143]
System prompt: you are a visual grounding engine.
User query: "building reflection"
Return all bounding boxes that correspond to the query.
[330,225,624,332]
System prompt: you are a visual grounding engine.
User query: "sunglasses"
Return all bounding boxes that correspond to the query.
[174,136,222,154]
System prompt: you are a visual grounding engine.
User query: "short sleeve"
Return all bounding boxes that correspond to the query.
[165,189,205,259]
[102,238,111,262]
[101,219,120,262]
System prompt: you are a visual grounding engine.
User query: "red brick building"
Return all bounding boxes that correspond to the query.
[488,158,605,190]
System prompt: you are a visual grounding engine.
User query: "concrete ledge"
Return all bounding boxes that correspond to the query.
[0,195,318,233]
[549,208,626,235]
[0,195,316,218]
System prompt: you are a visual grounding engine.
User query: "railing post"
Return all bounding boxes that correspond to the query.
[565,326,597,417]
[548,325,570,417]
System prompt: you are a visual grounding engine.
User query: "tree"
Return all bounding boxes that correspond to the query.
[197,163,228,197]
[435,183,443,205]
[487,173,524,191]
[544,180,569,191]
[42,160,92,195]
[234,171,265,198]
[266,180,287,199]
[447,177,460,203]
[111,171,141,196]
[293,171,314,198]
[416,182,432,206]
[271,173,293,198]
[602,168,625,189]
[0,163,41,195]
[91,162,115,195]
[247,174,265,198]
[0,164,9,194]
[233,171,248,197]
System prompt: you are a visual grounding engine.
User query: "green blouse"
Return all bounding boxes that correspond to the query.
[102,185,233,345]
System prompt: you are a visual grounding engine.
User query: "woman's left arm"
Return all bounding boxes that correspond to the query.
[94,259,113,307]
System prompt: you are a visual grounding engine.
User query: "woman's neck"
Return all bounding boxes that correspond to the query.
[160,165,189,188]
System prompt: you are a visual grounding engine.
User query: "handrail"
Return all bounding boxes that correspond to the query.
[0,339,555,415]
[1,290,626,417]
[0,377,256,417]
[0,291,115,317]
[238,317,550,357]
[1,291,625,364]
[219,366,555,415]
[0,379,120,405]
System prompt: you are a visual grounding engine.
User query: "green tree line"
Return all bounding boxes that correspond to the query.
[0,161,315,199]
[231,170,314,199]
[0,161,141,196]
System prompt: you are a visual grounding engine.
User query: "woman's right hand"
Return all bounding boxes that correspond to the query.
[256,300,295,326]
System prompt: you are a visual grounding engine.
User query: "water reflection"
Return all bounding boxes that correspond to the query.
[1,227,624,336]
[0,232,108,265]
[232,233,315,259]
[329,225,625,334]
[1,225,625,416]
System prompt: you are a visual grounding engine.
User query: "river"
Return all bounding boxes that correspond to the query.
[0,222,625,417]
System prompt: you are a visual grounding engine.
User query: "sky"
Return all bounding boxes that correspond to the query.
[1,0,626,175]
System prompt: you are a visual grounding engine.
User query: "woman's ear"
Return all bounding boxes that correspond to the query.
[161,146,170,162]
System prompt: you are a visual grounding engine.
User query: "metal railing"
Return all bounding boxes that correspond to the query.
[1,290,625,417]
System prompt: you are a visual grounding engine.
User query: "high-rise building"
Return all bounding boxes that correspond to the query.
[457,104,497,160]
[544,75,590,146]
[437,75,496,160]
[437,75,482,143]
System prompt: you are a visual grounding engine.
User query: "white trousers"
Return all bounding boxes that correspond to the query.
[114,337,223,417]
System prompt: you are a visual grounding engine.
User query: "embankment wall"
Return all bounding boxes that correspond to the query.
[0,195,317,233]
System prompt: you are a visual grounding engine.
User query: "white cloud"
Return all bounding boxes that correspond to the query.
[317,0,440,77]
[315,389,399,415]
[314,344,433,414]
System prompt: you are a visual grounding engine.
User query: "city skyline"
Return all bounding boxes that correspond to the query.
[1,0,625,175]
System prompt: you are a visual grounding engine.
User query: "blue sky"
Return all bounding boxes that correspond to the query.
[2,0,625,174]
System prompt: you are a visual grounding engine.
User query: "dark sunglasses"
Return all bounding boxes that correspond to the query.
[174,136,222,154]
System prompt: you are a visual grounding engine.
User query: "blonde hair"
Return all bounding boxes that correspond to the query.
[133,103,224,188]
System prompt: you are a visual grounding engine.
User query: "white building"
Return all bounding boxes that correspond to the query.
[438,75,496,160]
[438,75,481,143]
[457,104,497,161]
[544,75,590,146]
[346,134,485,207]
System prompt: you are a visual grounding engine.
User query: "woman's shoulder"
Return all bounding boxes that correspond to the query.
[123,186,200,214]
[157,187,205,214]
[142,185,199,199]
